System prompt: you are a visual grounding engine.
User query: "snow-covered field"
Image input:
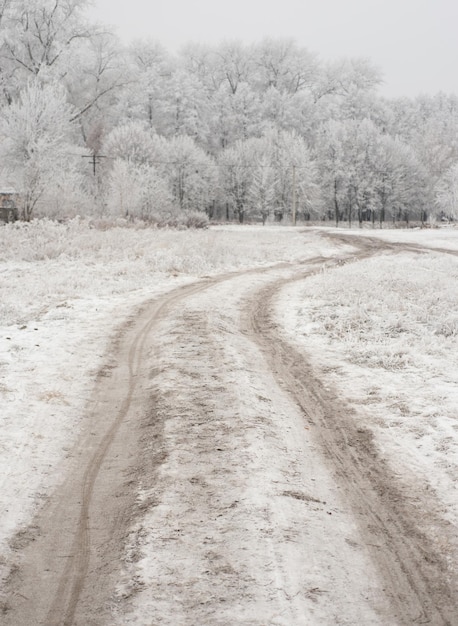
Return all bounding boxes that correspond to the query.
[1,220,457,621]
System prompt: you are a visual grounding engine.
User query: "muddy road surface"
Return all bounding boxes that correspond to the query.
[3,236,457,625]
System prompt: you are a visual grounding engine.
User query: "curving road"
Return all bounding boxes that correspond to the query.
[3,236,457,625]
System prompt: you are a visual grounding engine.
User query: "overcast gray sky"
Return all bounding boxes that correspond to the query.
[87,0,458,98]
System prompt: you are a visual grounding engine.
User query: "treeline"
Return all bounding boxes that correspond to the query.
[0,0,457,225]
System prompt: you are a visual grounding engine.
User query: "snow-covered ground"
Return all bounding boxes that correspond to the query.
[1,220,457,622]
[112,269,395,625]
[0,220,340,579]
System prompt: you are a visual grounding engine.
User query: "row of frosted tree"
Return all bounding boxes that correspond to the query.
[0,0,457,225]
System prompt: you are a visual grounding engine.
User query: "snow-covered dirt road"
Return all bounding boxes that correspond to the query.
[2,234,457,625]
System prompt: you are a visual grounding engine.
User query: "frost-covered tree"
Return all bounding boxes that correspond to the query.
[218,129,320,223]
[0,0,129,139]
[137,165,176,221]
[435,164,458,220]
[317,118,427,226]
[158,135,217,212]
[159,69,210,140]
[412,95,458,183]
[261,87,317,141]
[65,32,129,136]
[253,39,319,94]
[102,121,159,165]
[372,134,427,225]
[0,80,81,220]
[208,82,262,151]
[211,40,254,95]
[316,120,349,224]
[266,129,320,221]
[0,18,455,227]
[106,159,174,221]
[0,0,94,103]
[1,0,91,74]
[123,39,173,128]
[384,93,458,184]
[218,141,253,222]
[179,42,215,90]
[248,156,276,224]
[106,159,141,218]
[312,57,382,104]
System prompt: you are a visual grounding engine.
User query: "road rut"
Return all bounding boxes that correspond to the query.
[244,270,457,625]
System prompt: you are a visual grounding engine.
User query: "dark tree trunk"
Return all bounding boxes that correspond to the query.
[334,179,340,227]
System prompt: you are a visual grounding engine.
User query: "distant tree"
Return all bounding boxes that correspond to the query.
[179,42,216,91]
[373,134,427,226]
[317,118,427,227]
[65,32,130,132]
[36,169,89,219]
[248,155,276,224]
[208,82,262,151]
[123,39,173,128]
[211,41,254,95]
[137,164,176,221]
[435,164,458,221]
[312,57,382,103]
[0,0,102,107]
[412,95,458,183]
[0,80,81,220]
[253,38,319,94]
[0,1,130,142]
[384,93,458,185]
[159,69,210,140]
[267,128,321,221]
[261,87,293,129]
[106,158,174,221]
[0,21,453,229]
[316,120,350,225]
[102,121,158,165]
[218,129,320,223]
[106,159,141,218]
[159,135,217,212]
[218,141,252,222]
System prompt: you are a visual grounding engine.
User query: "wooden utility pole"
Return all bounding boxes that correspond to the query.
[292,164,297,225]
[82,154,107,176]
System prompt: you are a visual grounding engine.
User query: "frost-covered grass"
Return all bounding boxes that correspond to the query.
[280,248,458,522]
[0,219,329,327]
[0,218,313,265]
[305,253,458,364]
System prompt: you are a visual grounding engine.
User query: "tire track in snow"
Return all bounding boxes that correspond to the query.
[243,240,458,625]
[2,260,309,625]
[3,275,249,625]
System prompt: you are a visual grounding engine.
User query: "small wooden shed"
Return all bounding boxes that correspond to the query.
[0,188,18,223]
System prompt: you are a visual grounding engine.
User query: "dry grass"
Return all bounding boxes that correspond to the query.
[0,219,313,327]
